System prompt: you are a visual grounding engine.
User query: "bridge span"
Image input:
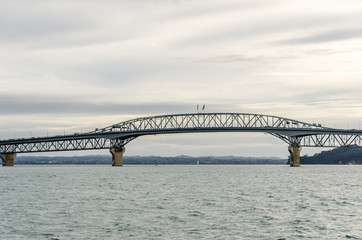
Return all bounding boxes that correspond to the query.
[1,113,362,167]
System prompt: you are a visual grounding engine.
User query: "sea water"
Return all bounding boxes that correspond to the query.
[1,165,361,239]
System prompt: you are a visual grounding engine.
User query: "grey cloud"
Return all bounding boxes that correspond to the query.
[282,28,362,44]
[199,55,255,63]
[0,94,249,117]
[176,10,362,47]
[52,58,181,86]
[301,48,361,56]
[0,1,140,49]
[289,87,362,107]
[198,54,296,64]
[0,2,94,44]
[158,0,272,21]
[0,95,194,116]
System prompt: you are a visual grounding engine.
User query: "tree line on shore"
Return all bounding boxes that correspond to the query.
[301,145,362,164]
[14,155,285,165]
[11,146,362,165]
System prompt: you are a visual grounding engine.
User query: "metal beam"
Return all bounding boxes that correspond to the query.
[1,113,362,154]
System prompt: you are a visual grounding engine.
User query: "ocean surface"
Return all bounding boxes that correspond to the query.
[1,165,362,239]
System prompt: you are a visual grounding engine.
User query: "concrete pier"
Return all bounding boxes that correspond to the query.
[110,147,125,166]
[289,146,301,167]
[1,153,16,166]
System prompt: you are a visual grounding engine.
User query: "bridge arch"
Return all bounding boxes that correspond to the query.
[105,113,323,133]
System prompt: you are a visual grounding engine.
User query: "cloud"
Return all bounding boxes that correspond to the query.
[175,5,362,47]
[282,28,362,44]
[1,0,362,157]
[0,94,194,116]
[0,1,95,44]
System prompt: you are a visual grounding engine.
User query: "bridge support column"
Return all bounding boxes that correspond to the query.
[289,146,301,167]
[1,153,16,166]
[110,147,125,166]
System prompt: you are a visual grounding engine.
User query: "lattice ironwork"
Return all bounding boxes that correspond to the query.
[106,113,324,132]
[0,113,361,154]
[0,137,133,154]
[270,133,362,147]
[1,138,103,154]
[298,134,362,147]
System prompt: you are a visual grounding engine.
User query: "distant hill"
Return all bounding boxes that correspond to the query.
[14,155,286,165]
[12,146,362,165]
[301,145,362,164]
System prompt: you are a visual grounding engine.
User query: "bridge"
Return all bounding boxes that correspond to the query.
[1,113,362,167]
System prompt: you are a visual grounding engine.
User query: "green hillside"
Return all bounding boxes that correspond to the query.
[301,145,362,164]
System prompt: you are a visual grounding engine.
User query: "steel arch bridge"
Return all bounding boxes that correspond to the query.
[1,113,362,166]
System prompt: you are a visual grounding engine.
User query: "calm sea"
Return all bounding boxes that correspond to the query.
[1,165,361,239]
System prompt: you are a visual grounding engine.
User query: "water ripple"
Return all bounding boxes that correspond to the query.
[1,165,362,239]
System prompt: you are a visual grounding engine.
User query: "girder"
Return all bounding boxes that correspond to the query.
[298,134,362,147]
[107,113,323,132]
[0,112,361,154]
[0,138,128,154]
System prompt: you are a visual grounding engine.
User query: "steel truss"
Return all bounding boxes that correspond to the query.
[298,134,362,147]
[1,113,361,154]
[108,113,323,132]
[0,138,131,154]
[271,133,362,147]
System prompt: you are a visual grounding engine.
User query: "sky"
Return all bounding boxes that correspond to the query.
[1,0,362,158]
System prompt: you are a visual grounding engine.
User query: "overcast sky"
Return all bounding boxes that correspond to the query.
[1,0,362,157]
